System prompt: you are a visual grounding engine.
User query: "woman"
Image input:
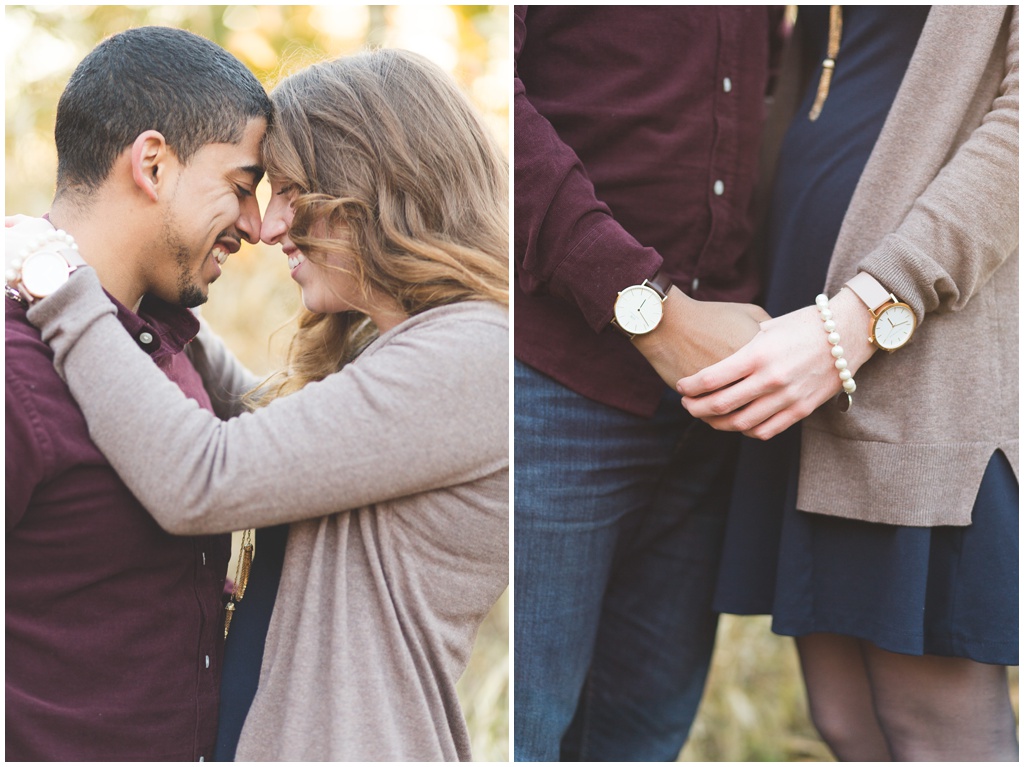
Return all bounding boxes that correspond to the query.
[678,6,1018,761]
[16,49,509,760]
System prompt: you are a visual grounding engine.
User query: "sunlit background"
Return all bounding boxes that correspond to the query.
[4,4,509,761]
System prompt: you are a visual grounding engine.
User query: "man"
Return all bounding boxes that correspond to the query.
[5,26,271,760]
[514,7,781,761]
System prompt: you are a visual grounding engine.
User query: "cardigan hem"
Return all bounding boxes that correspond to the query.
[797,428,1018,527]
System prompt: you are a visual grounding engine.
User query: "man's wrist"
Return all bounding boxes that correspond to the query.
[631,285,691,356]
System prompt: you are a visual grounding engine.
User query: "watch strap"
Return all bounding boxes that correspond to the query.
[644,269,671,301]
[845,271,894,316]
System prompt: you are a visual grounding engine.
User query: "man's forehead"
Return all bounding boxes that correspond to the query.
[235,118,267,180]
[214,132,265,177]
[239,163,265,185]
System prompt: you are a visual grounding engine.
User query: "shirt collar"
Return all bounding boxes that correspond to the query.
[39,214,200,357]
[105,291,201,359]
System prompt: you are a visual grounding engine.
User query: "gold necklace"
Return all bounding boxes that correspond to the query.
[223,529,254,639]
[809,5,843,121]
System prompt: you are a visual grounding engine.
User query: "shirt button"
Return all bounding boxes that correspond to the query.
[205,655,210,669]
[713,180,725,196]
[202,552,206,566]
[691,277,701,293]
[723,77,733,93]
[139,331,154,345]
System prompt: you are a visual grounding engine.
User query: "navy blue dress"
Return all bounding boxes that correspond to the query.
[213,524,288,760]
[713,6,1019,666]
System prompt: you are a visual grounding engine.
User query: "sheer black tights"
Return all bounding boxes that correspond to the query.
[796,633,1018,761]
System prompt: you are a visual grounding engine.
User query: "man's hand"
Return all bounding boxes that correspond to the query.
[631,285,770,387]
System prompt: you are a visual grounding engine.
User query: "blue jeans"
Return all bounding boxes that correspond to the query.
[514,361,739,761]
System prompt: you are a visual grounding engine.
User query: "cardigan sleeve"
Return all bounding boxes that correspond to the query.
[858,6,1018,320]
[184,318,261,420]
[28,267,509,535]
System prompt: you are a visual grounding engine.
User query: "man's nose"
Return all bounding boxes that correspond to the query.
[237,195,263,244]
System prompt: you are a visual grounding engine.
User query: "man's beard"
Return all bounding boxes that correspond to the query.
[162,215,208,308]
[175,244,207,308]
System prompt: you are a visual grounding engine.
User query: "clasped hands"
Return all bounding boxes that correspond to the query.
[636,286,876,441]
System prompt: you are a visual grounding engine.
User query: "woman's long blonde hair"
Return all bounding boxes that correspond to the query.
[251,49,508,404]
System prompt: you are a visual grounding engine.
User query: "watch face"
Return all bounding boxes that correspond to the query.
[874,303,915,350]
[20,251,71,298]
[614,284,664,335]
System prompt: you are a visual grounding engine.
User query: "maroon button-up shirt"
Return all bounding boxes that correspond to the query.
[5,290,230,761]
[515,6,780,416]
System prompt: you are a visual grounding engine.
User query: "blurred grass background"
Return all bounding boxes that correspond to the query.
[680,616,834,762]
[5,5,509,761]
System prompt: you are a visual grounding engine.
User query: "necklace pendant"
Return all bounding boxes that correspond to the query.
[224,600,236,639]
[237,543,254,599]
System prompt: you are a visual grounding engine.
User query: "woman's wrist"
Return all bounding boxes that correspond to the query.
[811,287,878,413]
[826,287,878,375]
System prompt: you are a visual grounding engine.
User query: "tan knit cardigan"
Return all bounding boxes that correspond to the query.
[774,6,1019,526]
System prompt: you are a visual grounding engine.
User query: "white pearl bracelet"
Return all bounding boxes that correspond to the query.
[814,292,855,413]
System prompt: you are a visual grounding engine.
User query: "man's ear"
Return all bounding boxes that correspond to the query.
[130,130,171,202]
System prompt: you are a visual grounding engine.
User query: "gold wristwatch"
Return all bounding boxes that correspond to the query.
[610,271,671,339]
[5,228,79,305]
[845,271,916,352]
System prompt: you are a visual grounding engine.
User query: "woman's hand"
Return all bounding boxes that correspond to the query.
[6,215,53,269]
[5,215,87,273]
[676,288,877,440]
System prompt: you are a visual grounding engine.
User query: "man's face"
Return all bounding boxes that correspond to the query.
[155,118,266,307]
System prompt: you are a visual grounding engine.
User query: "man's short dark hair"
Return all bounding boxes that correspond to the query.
[54,26,272,195]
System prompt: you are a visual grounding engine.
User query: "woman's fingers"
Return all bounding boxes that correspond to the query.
[5,214,36,228]
[741,404,813,441]
[676,338,761,398]
[697,387,795,433]
[681,372,771,419]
